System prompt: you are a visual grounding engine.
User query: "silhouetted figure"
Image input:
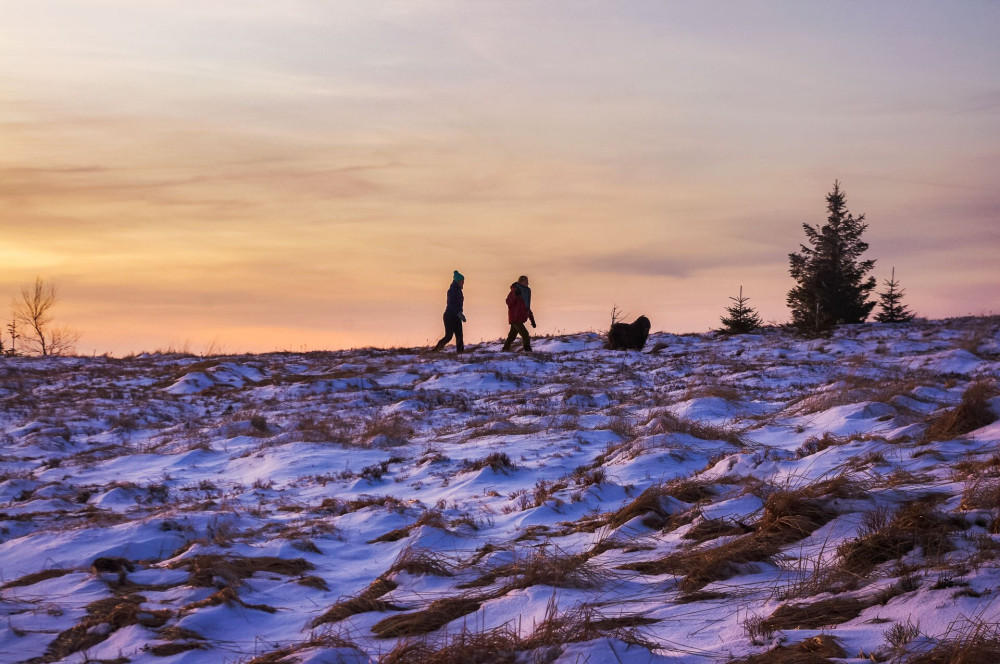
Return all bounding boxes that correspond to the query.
[608,315,651,350]
[502,275,535,352]
[433,271,466,353]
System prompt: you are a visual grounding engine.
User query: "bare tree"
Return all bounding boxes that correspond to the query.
[12,277,81,356]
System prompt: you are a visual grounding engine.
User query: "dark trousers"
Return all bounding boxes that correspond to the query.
[434,315,464,352]
[502,322,531,351]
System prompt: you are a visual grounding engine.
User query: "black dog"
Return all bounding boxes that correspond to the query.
[608,315,651,351]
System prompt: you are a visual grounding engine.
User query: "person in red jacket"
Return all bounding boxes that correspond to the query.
[502,275,535,352]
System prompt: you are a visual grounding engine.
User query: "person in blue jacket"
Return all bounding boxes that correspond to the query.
[432,270,466,353]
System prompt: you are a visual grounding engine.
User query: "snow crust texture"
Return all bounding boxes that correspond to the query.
[1,317,1000,663]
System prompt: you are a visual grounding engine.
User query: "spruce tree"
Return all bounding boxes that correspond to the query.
[720,286,763,334]
[875,267,915,323]
[787,181,876,334]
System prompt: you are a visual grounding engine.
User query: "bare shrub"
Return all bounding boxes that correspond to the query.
[11,276,81,356]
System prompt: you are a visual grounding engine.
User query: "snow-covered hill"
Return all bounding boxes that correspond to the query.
[1,317,999,663]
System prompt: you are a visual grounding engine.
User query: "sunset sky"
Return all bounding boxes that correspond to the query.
[2,1,998,354]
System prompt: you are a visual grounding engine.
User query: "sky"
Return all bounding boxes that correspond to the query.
[1,1,998,355]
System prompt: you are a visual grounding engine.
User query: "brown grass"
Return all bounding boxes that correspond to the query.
[607,478,715,529]
[757,490,838,545]
[378,599,657,663]
[247,633,367,664]
[837,497,959,577]
[684,517,753,543]
[183,585,277,613]
[906,616,1000,663]
[149,641,206,656]
[458,452,517,474]
[734,634,846,664]
[371,596,485,638]
[387,546,455,577]
[459,546,605,591]
[38,594,172,661]
[1,568,72,590]
[762,596,870,631]
[170,554,313,587]
[924,381,998,442]
[620,533,776,593]
[362,412,414,446]
[645,411,746,447]
[310,576,400,628]
[620,479,845,593]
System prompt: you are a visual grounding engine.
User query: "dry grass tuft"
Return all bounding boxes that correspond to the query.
[757,490,838,545]
[620,478,846,593]
[247,632,367,664]
[460,545,606,591]
[924,381,998,442]
[310,576,400,627]
[734,634,847,663]
[684,517,753,543]
[458,452,517,474]
[837,497,959,577]
[378,599,657,663]
[620,533,775,593]
[171,554,313,588]
[362,412,414,447]
[149,641,206,656]
[371,595,485,638]
[906,616,1000,663]
[646,411,746,447]
[387,545,455,577]
[1,568,72,590]
[607,478,714,529]
[39,594,172,661]
[184,585,277,613]
[762,596,869,631]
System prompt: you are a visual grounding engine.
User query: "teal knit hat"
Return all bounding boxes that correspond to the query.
[453,270,465,282]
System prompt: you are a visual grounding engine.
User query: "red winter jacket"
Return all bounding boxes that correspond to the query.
[506,284,532,324]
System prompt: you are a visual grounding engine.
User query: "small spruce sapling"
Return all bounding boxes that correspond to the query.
[720,286,763,334]
[875,267,915,323]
